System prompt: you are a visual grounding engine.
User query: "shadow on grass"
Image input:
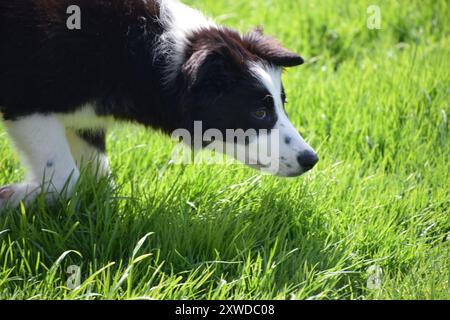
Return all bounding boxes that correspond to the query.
[0,173,354,298]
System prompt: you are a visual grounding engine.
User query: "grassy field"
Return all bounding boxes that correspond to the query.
[0,0,449,299]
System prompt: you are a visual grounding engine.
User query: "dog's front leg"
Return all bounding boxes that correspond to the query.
[0,115,80,210]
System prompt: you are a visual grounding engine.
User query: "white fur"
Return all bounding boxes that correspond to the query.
[249,62,316,176]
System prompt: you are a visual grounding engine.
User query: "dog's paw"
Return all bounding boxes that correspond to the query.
[0,183,41,211]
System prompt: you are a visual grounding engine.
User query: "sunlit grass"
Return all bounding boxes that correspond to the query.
[0,0,449,299]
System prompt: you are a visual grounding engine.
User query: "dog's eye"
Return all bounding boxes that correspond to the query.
[252,109,268,120]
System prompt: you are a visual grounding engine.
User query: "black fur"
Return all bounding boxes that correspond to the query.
[77,129,107,153]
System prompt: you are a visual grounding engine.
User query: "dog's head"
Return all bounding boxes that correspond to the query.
[178,27,318,177]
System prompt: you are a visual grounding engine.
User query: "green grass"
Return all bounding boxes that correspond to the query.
[0,0,449,299]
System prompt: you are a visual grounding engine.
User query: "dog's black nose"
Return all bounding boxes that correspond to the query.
[297,150,319,171]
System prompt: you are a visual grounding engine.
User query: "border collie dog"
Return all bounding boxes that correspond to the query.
[0,0,318,209]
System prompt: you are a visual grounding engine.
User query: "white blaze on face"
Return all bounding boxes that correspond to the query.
[248,62,318,177]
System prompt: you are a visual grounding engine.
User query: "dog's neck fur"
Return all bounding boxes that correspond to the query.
[101,0,219,133]
[156,0,218,84]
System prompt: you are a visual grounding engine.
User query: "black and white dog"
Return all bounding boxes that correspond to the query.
[0,0,318,209]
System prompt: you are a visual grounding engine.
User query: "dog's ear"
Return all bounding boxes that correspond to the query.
[244,27,304,67]
[182,48,239,91]
[182,49,211,89]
